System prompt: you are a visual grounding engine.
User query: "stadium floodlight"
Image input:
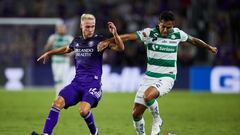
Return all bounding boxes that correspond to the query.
[0,18,63,25]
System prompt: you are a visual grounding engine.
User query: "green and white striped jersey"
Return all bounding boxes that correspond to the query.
[135,27,189,80]
[48,34,73,63]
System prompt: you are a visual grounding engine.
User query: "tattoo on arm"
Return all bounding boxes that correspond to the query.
[187,36,212,50]
[109,33,138,44]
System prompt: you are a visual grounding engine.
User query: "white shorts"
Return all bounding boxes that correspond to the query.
[51,57,70,83]
[134,76,175,106]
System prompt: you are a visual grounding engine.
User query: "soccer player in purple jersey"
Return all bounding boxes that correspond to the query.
[32,14,124,135]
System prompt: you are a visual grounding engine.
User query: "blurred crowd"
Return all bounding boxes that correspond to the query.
[0,0,240,68]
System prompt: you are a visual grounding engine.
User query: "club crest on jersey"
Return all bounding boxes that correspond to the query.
[171,35,176,39]
[88,41,94,47]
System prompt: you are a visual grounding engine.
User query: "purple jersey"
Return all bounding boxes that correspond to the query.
[59,34,106,109]
[69,34,105,83]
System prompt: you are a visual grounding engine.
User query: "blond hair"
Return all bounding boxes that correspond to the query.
[80,14,95,23]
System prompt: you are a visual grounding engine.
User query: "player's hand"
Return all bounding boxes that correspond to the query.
[210,46,218,54]
[37,53,49,64]
[108,22,117,35]
[97,41,109,52]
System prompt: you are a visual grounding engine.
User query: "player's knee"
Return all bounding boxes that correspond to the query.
[132,110,142,118]
[143,94,153,102]
[53,97,65,110]
[79,108,90,117]
[144,87,158,102]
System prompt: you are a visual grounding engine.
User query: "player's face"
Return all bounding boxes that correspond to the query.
[81,19,96,38]
[56,24,66,35]
[158,20,175,37]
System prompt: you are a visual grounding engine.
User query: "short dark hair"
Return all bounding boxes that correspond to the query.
[159,11,175,21]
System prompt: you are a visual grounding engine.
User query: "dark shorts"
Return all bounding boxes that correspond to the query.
[59,80,102,109]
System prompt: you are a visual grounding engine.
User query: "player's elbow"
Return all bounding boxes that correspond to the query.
[191,37,200,45]
[112,44,125,51]
[118,44,125,51]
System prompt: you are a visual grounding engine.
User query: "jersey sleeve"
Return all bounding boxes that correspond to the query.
[47,34,55,44]
[97,34,107,42]
[68,35,74,43]
[179,30,189,42]
[135,28,151,42]
[69,37,76,50]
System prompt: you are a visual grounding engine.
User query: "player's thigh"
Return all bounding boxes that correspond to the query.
[152,77,175,97]
[134,84,149,106]
[59,61,70,78]
[51,63,62,81]
[58,83,81,109]
[82,83,102,108]
[144,86,159,102]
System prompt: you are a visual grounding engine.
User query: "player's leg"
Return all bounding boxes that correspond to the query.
[59,57,71,96]
[144,77,174,135]
[51,63,64,97]
[32,82,81,135]
[42,96,65,135]
[63,58,71,82]
[81,85,102,135]
[144,86,161,120]
[133,84,149,135]
[132,103,147,135]
[79,101,98,135]
[144,86,163,135]
[31,96,65,135]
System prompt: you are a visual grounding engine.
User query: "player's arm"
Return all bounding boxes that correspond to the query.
[187,36,218,54]
[37,46,73,64]
[97,32,137,52]
[106,22,124,51]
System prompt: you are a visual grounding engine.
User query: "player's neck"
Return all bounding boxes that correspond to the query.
[83,35,93,39]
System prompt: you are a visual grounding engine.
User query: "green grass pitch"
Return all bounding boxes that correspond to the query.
[0,88,240,135]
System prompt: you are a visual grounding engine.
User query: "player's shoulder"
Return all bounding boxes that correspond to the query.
[137,27,156,36]
[71,36,83,42]
[94,34,105,38]
[140,27,155,32]
[49,33,57,38]
[172,27,186,33]
[172,27,181,32]
[47,34,57,41]
[93,34,106,41]
[65,34,74,38]
[172,27,189,41]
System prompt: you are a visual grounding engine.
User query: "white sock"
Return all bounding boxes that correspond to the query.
[133,117,146,135]
[147,99,161,121]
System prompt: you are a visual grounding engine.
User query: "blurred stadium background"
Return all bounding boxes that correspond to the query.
[0,0,240,135]
[0,0,239,91]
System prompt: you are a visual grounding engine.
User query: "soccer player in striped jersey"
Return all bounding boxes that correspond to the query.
[32,14,124,135]
[44,24,73,97]
[98,11,218,135]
